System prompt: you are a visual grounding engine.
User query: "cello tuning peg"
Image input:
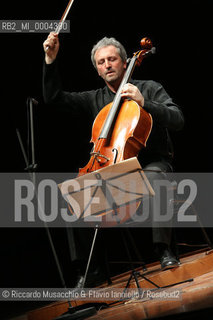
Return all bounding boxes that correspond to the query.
[126,58,131,64]
[144,47,156,57]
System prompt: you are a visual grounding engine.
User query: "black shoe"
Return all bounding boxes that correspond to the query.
[160,249,180,270]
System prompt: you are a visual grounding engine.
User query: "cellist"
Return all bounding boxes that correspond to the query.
[43,33,184,287]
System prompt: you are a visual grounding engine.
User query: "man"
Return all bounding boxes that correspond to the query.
[43,33,184,284]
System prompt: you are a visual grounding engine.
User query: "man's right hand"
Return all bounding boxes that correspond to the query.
[43,32,59,64]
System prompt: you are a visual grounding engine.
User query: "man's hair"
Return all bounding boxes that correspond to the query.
[91,37,127,69]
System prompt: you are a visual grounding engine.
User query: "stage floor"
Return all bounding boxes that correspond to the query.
[21,248,213,320]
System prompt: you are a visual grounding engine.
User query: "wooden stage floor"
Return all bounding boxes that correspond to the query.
[23,248,213,320]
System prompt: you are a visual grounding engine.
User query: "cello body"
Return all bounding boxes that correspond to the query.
[78,99,152,176]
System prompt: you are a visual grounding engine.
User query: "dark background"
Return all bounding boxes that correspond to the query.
[0,0,212,318]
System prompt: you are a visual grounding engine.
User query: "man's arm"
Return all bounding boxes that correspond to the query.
[43,32,60,65]
[42,33,94,118]
[142,80,184,131]
[120,81,184,132]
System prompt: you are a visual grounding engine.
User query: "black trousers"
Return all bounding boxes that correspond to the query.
[65,160,173,265]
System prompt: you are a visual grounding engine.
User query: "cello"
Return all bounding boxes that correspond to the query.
[66,38,156,224]
[78,38,155,177]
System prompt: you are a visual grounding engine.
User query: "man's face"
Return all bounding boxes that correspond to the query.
[94,45,127,88]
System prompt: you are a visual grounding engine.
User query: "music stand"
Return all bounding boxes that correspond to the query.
[59,157,154,223]
[58,157,155,287]
[58,157,194,312]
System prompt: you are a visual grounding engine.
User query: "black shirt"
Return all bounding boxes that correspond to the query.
[43,60,184,167]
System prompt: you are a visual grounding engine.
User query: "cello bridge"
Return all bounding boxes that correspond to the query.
[90,151,110,164]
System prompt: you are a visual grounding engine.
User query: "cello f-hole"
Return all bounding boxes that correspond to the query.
[112,148,118,163]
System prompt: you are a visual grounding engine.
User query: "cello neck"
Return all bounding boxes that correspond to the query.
[99,55,138,140]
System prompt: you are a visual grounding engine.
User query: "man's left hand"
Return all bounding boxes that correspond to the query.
[120,83,144,107]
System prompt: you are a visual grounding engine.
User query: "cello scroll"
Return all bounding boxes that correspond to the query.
[134,37,156,66]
